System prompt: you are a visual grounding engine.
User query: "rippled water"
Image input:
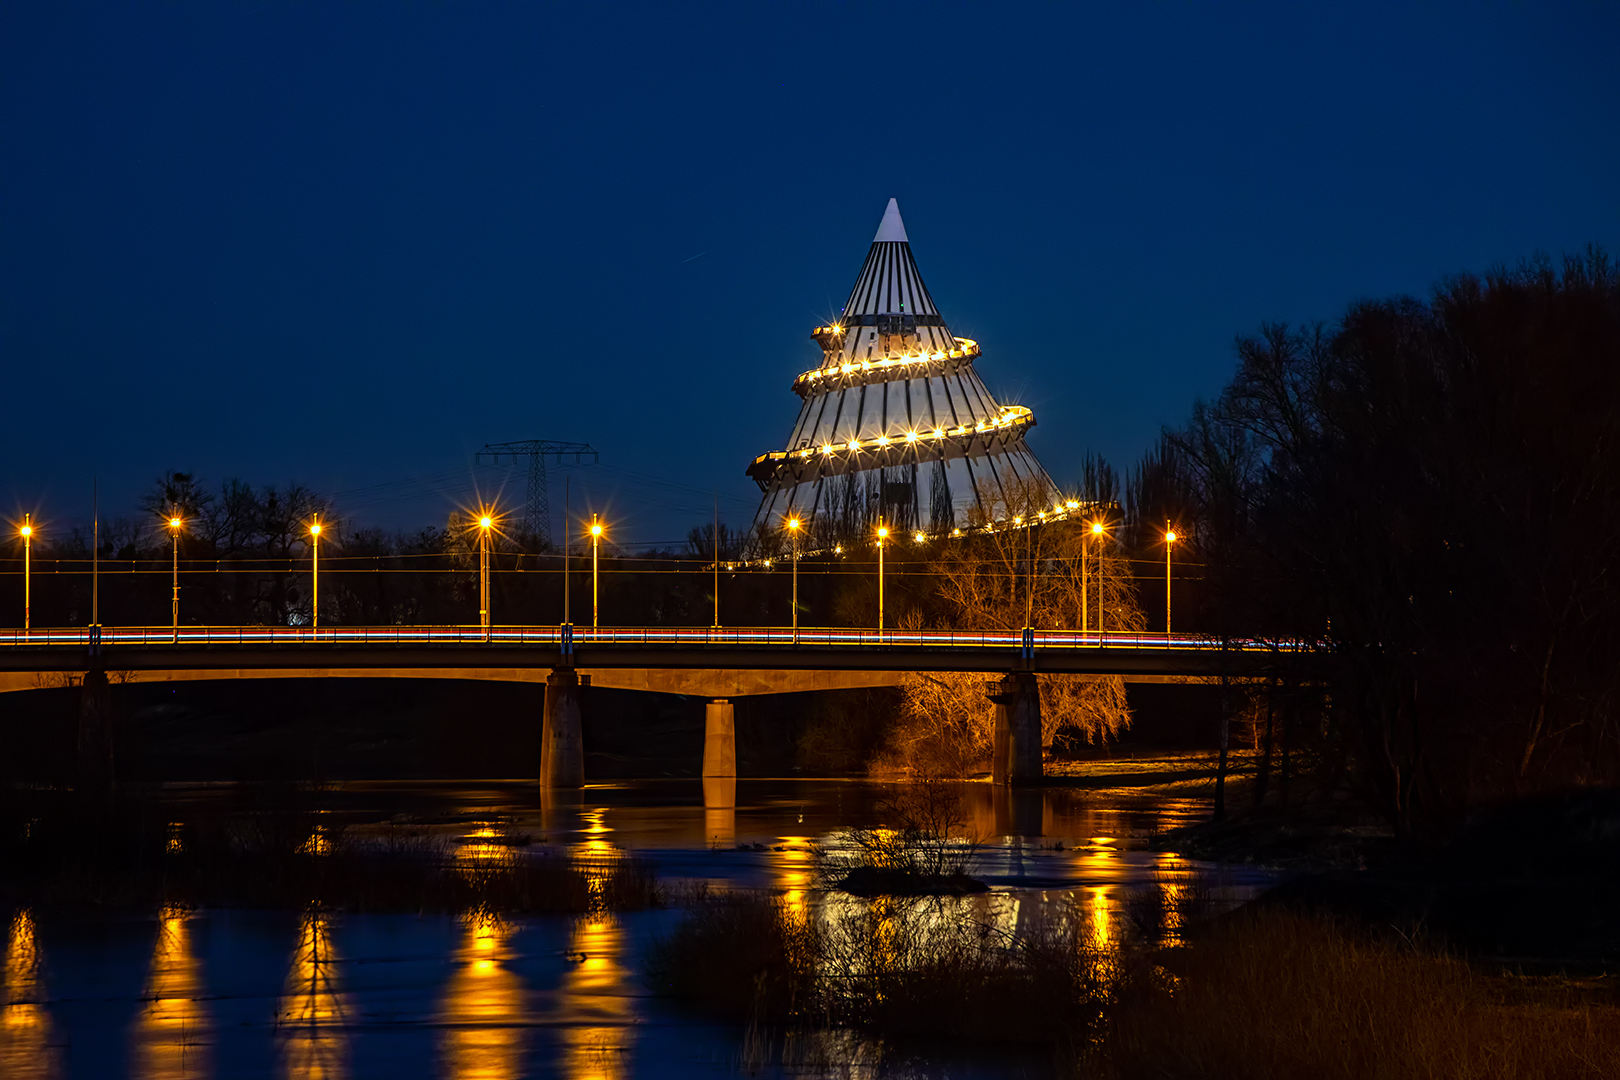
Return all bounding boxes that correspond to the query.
[0,779,1277,1078]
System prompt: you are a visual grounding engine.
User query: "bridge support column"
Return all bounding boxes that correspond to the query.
[77,666,115,796]
[702,699,736,779]
[541,670,585,789]
[990,672,1042,786]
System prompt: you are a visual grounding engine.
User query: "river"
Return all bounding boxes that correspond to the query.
[0,777,1277,1078]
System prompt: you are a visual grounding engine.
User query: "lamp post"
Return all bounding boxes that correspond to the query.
[787,516,801,642]
[590,515,604,628]
[1165,526,1178,635]
[1025,513,1035,630]
[875,521,888,633]
[168,512,183,642]
[308,516,322,632]
[478,513,493,639]
[1090,521,1106,635]
[712,496,720,629]
[20,515,32,631]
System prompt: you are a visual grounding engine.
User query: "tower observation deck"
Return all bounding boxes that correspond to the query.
[747,199,1053,545]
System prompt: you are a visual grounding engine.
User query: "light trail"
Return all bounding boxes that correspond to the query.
[0,624,1308,652]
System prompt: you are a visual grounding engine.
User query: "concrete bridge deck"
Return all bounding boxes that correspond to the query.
[0,624,1305,696]
[1,625,1313,789]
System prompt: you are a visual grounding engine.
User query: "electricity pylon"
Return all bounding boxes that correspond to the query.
[476,439,598,549]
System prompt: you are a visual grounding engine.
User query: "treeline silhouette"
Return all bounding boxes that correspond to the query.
[1139,247,1620,833]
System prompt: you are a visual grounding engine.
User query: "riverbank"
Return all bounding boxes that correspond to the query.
[1158,787,1620,971]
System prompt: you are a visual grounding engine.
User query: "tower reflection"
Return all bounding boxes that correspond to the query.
[276,909,350,1080]
[438,914,527,1080]
[1,910,61,1079]
[131,906,212,1080]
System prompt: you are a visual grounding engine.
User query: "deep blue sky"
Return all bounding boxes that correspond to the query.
[4,2,1616,546]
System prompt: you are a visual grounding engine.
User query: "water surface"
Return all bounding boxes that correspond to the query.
[0,778,1275,1078]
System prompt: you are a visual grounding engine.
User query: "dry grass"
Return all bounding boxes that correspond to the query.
[1100,907,1620,1079]
[644,890,820,1018]
[652,891,1620,1073]
[647,889,1109,1047]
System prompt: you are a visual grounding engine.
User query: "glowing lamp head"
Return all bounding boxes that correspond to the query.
[1166,530,1177,543]
[479,516,493,529]
[169,517,182,529]
[309,523,321,537]
[19,525,31,538]
[1091,522,1104,536]
[877,526,889,540]
[787,518,800,531]
[590,524,603,537]
[914,532,925,543]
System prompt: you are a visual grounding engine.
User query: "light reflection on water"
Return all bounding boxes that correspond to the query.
[277,909,351,1080]
[559,916,633,1080]
[438,914,527,1080]
[1,910,61,1080]
[1,779,1274,1078]
[131,906,212,1080]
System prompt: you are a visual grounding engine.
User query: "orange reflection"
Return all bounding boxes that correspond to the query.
[277,910,350,1080]
[131,907,211,1080]
[1,910,61,1079]
[771,836,817,925]
[439,914,527,1080]
[1089,886,1112,946]
[701,777,736,847]
[558,917,632,1080]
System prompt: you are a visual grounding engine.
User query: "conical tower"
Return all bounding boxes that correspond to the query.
[748,199,1053,545]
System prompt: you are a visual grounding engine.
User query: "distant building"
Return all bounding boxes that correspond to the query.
[747,199,1052,546]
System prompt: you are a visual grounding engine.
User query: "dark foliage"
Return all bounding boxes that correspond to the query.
[1160,248,1620,834]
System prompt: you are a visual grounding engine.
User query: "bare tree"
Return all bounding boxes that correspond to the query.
[881,476,1141,775]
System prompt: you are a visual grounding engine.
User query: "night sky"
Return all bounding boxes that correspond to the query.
[3,2,1616,546]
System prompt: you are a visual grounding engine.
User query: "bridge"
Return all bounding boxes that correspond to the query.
[1,624,1306,789]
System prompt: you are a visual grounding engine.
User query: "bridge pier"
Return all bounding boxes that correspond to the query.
[702,699,736,779]
[541,670,585,789]
[77,666,115,795]
[990,672,1042,786]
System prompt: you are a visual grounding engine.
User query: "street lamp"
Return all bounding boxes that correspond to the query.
[19,516,32,631]
[168,512,183,642]
[590,516,604,628]
[875,522,889,632]
[477,511,494,638]
[1090,520,1107,635]
[1164,526,1178,635]
[786,516,801,642]
[308,516,322,632]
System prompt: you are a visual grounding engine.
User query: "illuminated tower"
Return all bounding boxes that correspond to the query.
[747,199,1053,544]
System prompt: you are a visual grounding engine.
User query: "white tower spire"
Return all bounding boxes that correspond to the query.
[747,200,1053,545]
[873,198,909,242]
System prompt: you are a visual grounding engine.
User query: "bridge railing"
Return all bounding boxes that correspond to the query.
[0,625,1308,652]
